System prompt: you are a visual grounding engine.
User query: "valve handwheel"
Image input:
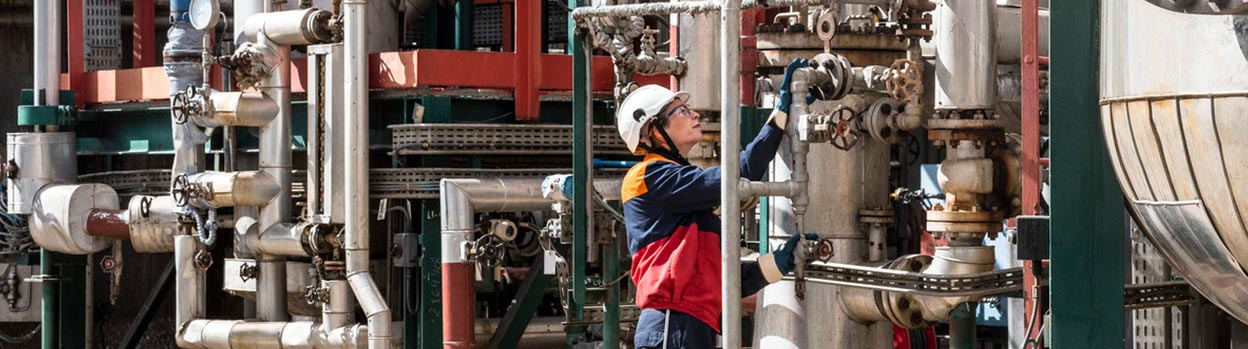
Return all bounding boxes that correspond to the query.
[886,59,921,103]
[830,106,861,151]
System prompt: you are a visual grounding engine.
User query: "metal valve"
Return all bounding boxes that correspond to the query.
[171,86,206,125]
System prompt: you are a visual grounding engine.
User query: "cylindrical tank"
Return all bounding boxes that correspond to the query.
[676,12,720,112]
[7,132,77,214]
[933,0,997,110]
[1099,0,1248,324]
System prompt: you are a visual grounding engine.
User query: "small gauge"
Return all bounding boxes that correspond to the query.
[189,0,220,31]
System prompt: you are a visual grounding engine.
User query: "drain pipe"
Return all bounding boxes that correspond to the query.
[343,0,392,347]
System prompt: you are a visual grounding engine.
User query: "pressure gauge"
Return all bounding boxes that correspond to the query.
[189,0,220,31]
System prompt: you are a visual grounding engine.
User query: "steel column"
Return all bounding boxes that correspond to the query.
[133,0,157,67]
[603,228,620,347]
[719,0,743,348]
[39,250,57,349]
[1020,0,1045,344]
[568,0,590,344]
[456,0,474,50]
[67,0,85,105]
[486,255,554,348]
[418,200,442,349]
[514,0,541,121]
[1050,0,1125,347]
[949,302,978,349]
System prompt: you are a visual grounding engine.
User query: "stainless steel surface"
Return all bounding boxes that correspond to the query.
[127,195,181,253]
[256,257,287,320]
[198,91,279,128]
[918,6,1049,65]
[175,235,205,328]
[254,14,293,320]
[1141,0,1248,15]
[1129,201,1248,324]
[29,184,119,255]
[720,1,742,347]
[183,171,281,208]
[322,279,355,330]
[677,10,720,111]
[389,123,630,155]
[306,43,345,224]
[569,0,823,20]
[251,222,312,257]
[343,0,392,346]
[241,9,333,46]
[177,320,366,348]
[33,0,59,106]
[7,132,77,214]
[933,0,996,110]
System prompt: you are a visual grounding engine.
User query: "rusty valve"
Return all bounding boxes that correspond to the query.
[829,106,861,151]
[886,59,922,103]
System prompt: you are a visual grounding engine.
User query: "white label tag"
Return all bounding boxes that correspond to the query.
[544,250,558,275]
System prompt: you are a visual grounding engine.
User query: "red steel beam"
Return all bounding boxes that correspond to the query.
[513,0,541,121]
[132,0,156,67]
[1021,0,1044,346]
[68,50,671,104]
[67,0,86,106]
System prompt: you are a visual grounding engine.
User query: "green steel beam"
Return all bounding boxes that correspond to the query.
[568,0,590,343]
[1050,0,1125,347]
[455,0,473,50]
[486,254,554,349]
[948,302,978,349]
[603,229,620,347]
[417,200,443,349]
[39,250,56,349]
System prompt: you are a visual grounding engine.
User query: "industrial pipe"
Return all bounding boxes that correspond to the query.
[183,171,282,208]
[255,3,293,322]
[241,8,334,46]
[934,0,997,110]
[194,91,280,128]
[175,236,205,329]
[33,0,59,106]
[343,0,392,347]
[177,320,366,348]
[439,177,622,348]
[322,279,356,331]
[720,0,743,347]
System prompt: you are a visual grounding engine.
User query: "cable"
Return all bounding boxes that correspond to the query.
[0,324,39,344]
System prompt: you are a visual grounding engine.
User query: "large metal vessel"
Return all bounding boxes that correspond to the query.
[1099,0,1248,324]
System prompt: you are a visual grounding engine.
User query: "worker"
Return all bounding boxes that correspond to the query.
[618,58,816,349]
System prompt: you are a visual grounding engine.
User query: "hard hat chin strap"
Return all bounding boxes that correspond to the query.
[639,120,690,166]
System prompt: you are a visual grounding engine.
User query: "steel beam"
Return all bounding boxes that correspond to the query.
[455,0,474,50]
[119,259,174,348]
[1020,0,1045,344]
[486,255,554,348]
[67,0,85,106]
[568,0,590,344]
[1050,0,1125,347]
[133,0,157,67]
[514,0,541,121]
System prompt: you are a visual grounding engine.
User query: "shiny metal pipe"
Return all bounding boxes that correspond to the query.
[177,319,366,348]
[739,179,799,198]
[175,236,205,328]
[184,171,281,208]
[233,0,263,45]
[719,0,742,347]
[570,0,822,20]
[250,222,313,257]
[934,0,997,110]
[198,91,280,128]
[33,0,59,106]
[241,9,334,46]
[322,279,355,330]
[343,0,391,347]
[255,29,292,321]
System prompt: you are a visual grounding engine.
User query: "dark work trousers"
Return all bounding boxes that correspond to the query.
[635,309,718,349]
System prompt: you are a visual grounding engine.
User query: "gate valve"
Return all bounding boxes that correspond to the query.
[828,106,861,150]
[170,86,205,125]
[886,59,922,103]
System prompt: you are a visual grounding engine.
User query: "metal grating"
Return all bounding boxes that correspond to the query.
[1130,225,1185,349]
[84,0,122,71]
[474,4,504,48]
[546,1,568,44]
[390,123,631,155]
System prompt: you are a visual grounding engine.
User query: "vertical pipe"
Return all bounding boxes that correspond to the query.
[256,34,291,322]
[439,182,474,348]
[175,236,205,327]
[322,279,356,330]
[719,1,742,348]
[39,249,57,349]
[568,0,591,344]
[46,0,61,106]
[603,237,619,347]
[949,302,978,349]
[344,0,393,347]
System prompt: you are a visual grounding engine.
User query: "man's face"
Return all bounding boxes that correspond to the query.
[658,99,703,154]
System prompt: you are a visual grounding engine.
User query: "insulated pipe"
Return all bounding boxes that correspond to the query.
[255,15,293,321]
[934,0,997,110]
[241,9,334,46]
[343,0,392,347]
[177,320,366,348]
[719,0,743,347]
[233,0,263,45]
[183,171,282,208]
[322,279,356,331]
[175,236,205,329]
[196,91,280,128]
[85,209,130,239]
[33,0,59,106]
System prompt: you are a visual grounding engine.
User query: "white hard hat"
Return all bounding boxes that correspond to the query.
[616,85,690,155]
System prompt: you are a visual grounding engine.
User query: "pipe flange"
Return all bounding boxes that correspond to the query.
[926,209,1005,233]
[928,110,1003,131]
[858,208,895,225]
[864,98,906,144]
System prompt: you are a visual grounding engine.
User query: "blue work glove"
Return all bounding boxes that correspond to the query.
[759,233,820,283]
[776,58,816,115]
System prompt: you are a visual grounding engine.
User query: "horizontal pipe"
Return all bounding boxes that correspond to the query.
[738,179,800,198]
[177,319,366,348]
[570,0,823,21]
[85,209,130,239]
[184,171,281,208]
[249,222,312,257]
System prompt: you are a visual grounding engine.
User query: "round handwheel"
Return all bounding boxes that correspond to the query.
[886,59,921,103]
[171,175,191,206]
[171,92,190,124]
[830,106,861,151]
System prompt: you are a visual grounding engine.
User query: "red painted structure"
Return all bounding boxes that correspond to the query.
[1020,0,1046,346]
[133,0,157,67]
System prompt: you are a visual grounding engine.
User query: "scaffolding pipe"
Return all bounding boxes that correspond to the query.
[342,0,392,347]
[719,0,743,347]
[570,0,823,21]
